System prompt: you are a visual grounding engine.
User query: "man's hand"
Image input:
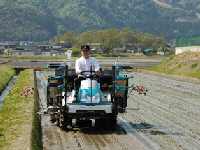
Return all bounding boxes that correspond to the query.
[77,70,82,75]
[95,69,100,75]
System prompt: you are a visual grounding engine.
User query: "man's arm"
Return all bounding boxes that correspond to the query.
[94,58,100,75]
[75,59,82,74]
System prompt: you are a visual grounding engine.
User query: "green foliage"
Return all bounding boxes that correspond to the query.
[54,28,164,52]
[169,55,175,60]
[0,1,56,41]
[102,53,119,57]
[177,64,182,69]
[160,0,200,12]
[0,65,15,92]
[31,74,41,150]
[186,70,200,79]
[191,63,198,68]
[1,0,200,41]
[0,69,36,149]
[71,47,81,57]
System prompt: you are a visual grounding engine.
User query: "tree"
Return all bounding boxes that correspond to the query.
[75,30,98,48]
[120,27,138,44]
[53,33,62,44]
[97,28,121,53]
[61,31,77,45]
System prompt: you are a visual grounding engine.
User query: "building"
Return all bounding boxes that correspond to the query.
[113,43,142,53]
[113,48,126,53]
[0,42,17,49]
[123,43,141,53]
[42,51,51,56]
[52,43,72,55]
[12,46,39,55]
[37,45,51,51]
[20,41,34,46]
[86,43,104,54]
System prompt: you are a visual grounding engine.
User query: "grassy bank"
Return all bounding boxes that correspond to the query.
[146,52,200,79]
[0,69,41,149]
[0,65,15,93]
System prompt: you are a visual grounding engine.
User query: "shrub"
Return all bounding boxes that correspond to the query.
[191,63,198,68]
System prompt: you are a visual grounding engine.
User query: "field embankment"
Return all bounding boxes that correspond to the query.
[0,69,40,150]
[0,65,15,93]
[146,52,200,80]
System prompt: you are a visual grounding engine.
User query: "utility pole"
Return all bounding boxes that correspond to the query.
[7,37,9,55]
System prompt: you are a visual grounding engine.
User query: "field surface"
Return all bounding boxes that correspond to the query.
[36,71,200,150]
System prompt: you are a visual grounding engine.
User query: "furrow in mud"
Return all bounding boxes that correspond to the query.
[37,71,152,150]
[125,72,200,150]
[37,70,200,150]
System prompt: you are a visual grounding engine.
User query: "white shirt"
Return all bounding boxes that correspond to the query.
[75,56,100,75]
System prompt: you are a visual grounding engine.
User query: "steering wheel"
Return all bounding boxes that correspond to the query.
[79,70,99,79]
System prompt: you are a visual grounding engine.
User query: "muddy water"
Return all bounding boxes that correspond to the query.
[0,76,17,108]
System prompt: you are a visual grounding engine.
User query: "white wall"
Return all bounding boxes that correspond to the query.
[42,52,51,56]
[175,46,200,55]
[21,52,35,55]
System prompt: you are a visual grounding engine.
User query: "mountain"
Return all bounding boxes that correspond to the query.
[0,0,200,41]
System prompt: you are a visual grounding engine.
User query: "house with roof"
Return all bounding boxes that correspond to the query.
[52,43,72,55]
[122,43,142,53]
[86,43,105,54]
[0,42,16,49]
[113,43,142,53]
[12,46,39,55]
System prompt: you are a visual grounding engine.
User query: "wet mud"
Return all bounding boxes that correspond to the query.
[37,71,200,150]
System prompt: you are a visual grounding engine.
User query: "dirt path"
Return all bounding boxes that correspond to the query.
[36,71,200,150]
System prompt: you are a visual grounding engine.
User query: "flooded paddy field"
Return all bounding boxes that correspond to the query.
[36,69,200,150]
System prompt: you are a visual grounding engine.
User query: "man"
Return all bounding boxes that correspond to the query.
[74,45,100,89]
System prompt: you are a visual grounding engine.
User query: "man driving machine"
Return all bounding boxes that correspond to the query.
[74,45,100,90]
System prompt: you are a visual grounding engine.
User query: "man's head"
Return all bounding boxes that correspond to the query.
[81,45,90,51]
[81,45,90,58]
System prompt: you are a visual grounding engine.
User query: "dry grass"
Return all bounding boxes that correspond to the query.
[147,52,200,79]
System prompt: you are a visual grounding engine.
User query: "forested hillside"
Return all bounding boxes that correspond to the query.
[0,0,200,42]
[159,0,200,12]
[0,1,57,41]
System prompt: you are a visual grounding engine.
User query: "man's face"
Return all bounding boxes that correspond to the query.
[81,49,90,58]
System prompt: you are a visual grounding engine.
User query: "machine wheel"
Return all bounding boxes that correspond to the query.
[50,114,56,123]
[95,119,104,128]
[57,96,63,107]
[59,109,67,130]
[96,118,111,129]
[59,108,72,130]
[47,97,53,107]
[108,109,117,130]
[76,119,92,127]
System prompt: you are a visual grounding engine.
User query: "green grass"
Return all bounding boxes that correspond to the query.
[0,69,40,149]
[191,63,198,68]
[0,65,16,92]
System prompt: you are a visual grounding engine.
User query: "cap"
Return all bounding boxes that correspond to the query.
[81,45,90,51]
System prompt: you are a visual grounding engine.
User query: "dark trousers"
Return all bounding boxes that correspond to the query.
[74,77,85,90]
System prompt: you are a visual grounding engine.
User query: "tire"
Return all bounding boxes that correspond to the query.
[109,109,117,130]
[59,109,67,130]
[50,114,56,123]
[95,119,105,129]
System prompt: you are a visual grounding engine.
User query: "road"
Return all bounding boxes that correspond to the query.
[5,57,165,68]
[36,70,200,150]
